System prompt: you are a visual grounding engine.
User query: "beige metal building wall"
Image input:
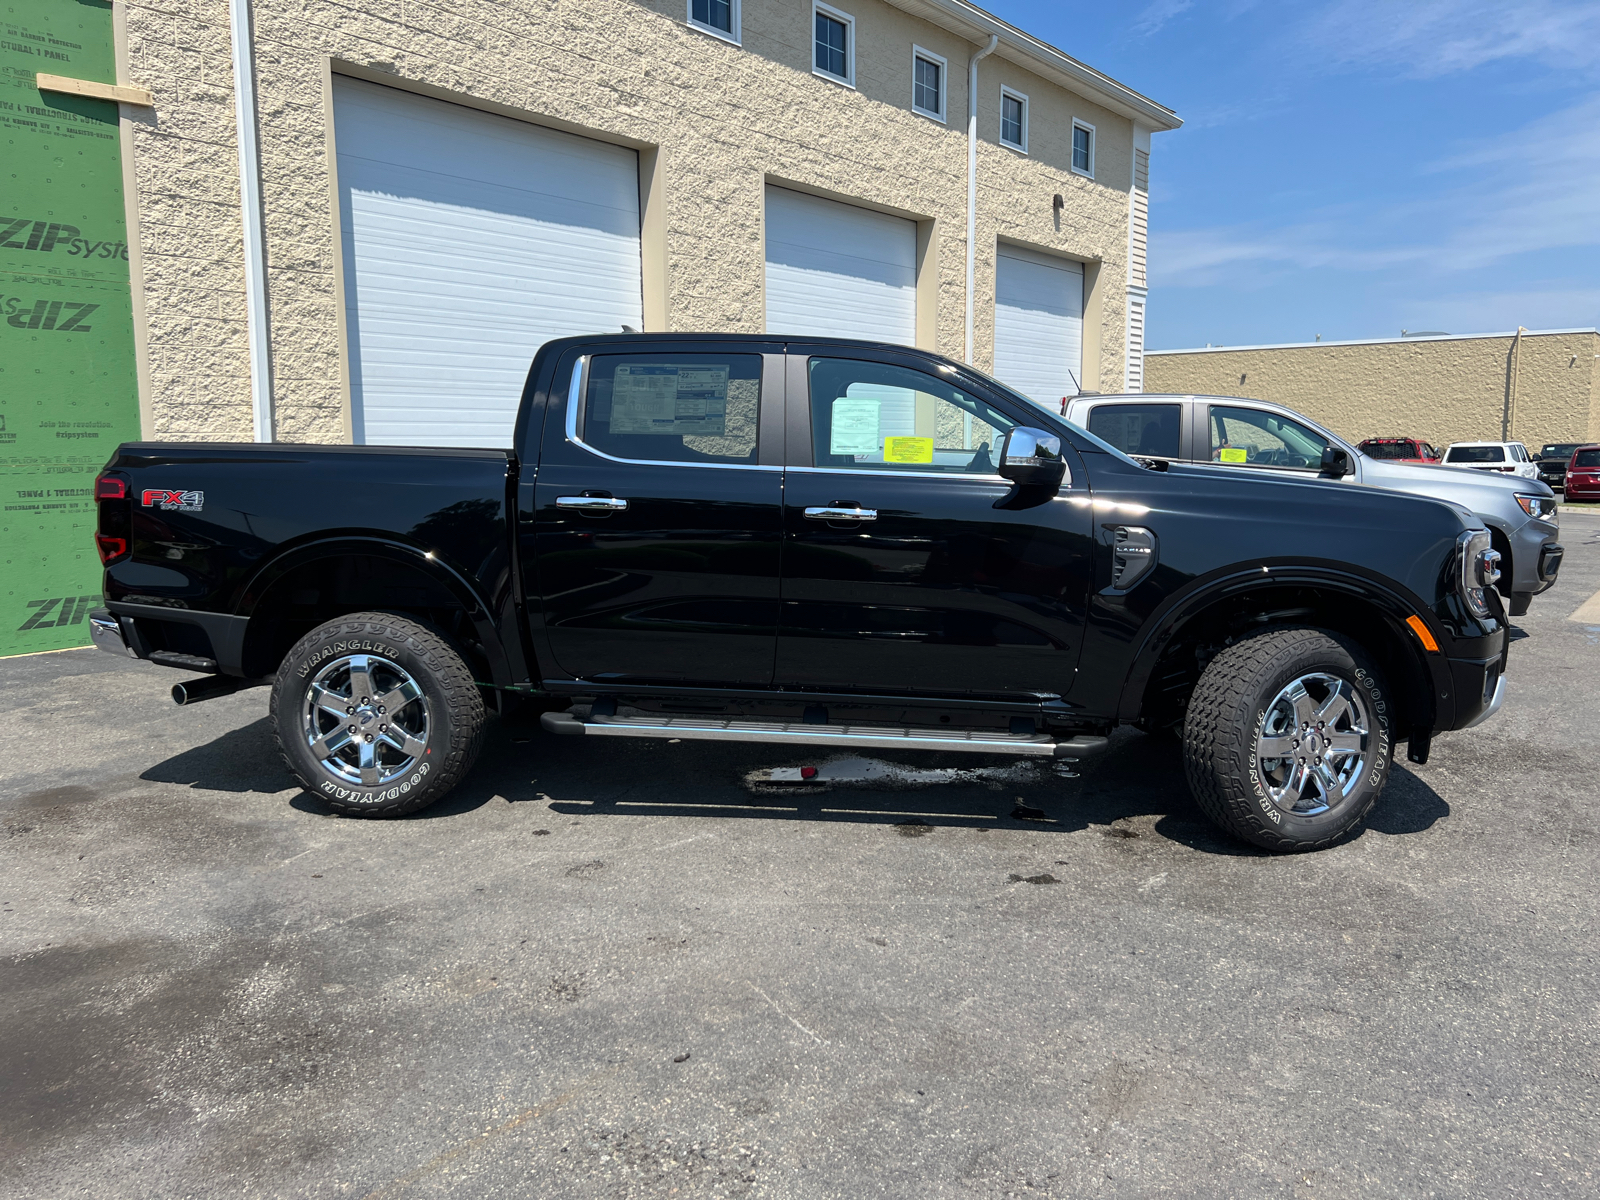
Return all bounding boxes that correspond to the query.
[1145,329,1600,452]
[116,0,1178,443]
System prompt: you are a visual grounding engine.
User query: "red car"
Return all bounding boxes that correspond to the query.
[1357,437,1441,464]
[1565,445,1600,501]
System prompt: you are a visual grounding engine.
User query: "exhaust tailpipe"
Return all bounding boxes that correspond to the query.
[171,674,266,705]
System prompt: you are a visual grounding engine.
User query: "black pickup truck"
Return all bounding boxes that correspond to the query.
[89,334,1509,851]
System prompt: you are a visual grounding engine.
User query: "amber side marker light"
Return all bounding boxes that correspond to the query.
[1405,614,1440,653]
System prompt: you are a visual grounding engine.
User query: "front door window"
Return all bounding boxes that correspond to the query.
[807,357,1015,475]
[1207,405,1328,470]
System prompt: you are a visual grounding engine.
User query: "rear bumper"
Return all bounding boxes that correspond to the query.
[89,609,136,658]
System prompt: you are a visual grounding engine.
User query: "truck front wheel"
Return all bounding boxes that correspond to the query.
[270,611,486,817]
[1183,627,1392,852]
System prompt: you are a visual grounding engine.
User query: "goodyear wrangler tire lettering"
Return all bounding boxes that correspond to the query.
[1183,626,1393,853]
[270,612,485,819]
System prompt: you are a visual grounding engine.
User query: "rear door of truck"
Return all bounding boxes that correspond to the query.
[526,342,787,688]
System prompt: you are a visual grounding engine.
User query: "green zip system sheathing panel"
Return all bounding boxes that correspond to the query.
[1,0,140,656]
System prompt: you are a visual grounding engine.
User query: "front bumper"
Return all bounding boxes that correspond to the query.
[1460,674,1506,730]
[1443,630,1509,731]
[1505,517,1562,596]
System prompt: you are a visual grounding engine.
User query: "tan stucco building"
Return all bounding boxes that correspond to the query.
[109,0,1179,445]
[1145,328,1600,454]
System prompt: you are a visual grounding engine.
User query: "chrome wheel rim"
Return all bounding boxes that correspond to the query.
[1255,672,1369,818]
[302,653,429,786]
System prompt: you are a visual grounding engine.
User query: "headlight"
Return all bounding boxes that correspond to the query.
[1515,493,1557,520]
[1458,529,1499,619]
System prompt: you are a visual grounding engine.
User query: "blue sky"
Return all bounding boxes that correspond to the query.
[985,0,1600,350]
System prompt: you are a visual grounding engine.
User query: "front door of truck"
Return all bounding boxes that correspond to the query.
[529,345,785,687]
[775,350,1094,699]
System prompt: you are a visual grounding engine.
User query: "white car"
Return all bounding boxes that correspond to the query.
[1441,441,1540,480]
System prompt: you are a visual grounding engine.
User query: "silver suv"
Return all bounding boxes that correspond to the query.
[1064,393,1564,615]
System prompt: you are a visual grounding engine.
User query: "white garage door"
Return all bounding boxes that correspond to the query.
[333,77,643,446]
[764,186,916,346]
[993,245,1084,411]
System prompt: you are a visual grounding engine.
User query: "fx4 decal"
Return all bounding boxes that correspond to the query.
[142,489,204,512]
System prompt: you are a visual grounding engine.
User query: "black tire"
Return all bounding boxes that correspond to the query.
[1182,627,1392,852]
[270,611,486,817]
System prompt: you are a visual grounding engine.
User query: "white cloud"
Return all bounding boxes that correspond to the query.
[1152,92,1600,286]
[1134,0,1195,36]
[1389,286,1600,335]
[1297,0,1600,77]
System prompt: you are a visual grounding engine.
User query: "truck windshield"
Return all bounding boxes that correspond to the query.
[1543,444,1580,459]
[1447,446,1505,463]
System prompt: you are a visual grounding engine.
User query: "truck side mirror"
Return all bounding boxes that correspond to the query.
[999,427,1067,491]
[1319,446,1353,478]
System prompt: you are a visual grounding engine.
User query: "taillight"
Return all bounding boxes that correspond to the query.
[95,471,131,565]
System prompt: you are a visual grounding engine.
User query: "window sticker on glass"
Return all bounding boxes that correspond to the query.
[830,396,880,456]
[883,436,934,464]
[609,364,729,436]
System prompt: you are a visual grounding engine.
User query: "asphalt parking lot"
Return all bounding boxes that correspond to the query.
[4,512,1597,1200]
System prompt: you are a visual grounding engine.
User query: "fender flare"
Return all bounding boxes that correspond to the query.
[235,536,510,687]
[1114,562,1448,726]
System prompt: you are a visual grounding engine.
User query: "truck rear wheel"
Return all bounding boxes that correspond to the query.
[1182,627,1391,852]
[270,612,486,817]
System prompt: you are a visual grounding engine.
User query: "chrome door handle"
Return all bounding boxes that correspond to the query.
[556,495,629,512]
[804,506,877,521]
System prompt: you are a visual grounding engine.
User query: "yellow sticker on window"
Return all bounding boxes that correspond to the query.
[1218,447,1249,463]
[883,436,935,464]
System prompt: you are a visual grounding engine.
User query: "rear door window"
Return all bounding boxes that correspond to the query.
[1574,449,1600,468]
[1447,446,1504,463]
[1206,405,1328,470]
[578,354,763,464]
[1085,403,1181,458]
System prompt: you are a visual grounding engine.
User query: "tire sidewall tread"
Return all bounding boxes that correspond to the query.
[1182,626,1393,852]
[269,611,486,817]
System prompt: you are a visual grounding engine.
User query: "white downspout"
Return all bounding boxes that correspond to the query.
[228,0,272,441]
[965,33,998,366]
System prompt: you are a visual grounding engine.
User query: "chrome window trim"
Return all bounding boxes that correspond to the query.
[563,354,783,474]
[788,463,1071,487]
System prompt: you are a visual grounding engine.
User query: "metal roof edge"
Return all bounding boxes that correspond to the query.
[1148,328,1600,355]
[881,0,1182,131]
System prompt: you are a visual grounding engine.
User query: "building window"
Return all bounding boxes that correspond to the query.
[813,3,854,86]
[688,0,739,42]
[1000,87,1027,152]
[912,47,946,120]
[1072,119,1095,176]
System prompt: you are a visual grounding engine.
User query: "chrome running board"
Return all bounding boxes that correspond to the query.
[540,711,1107,759]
